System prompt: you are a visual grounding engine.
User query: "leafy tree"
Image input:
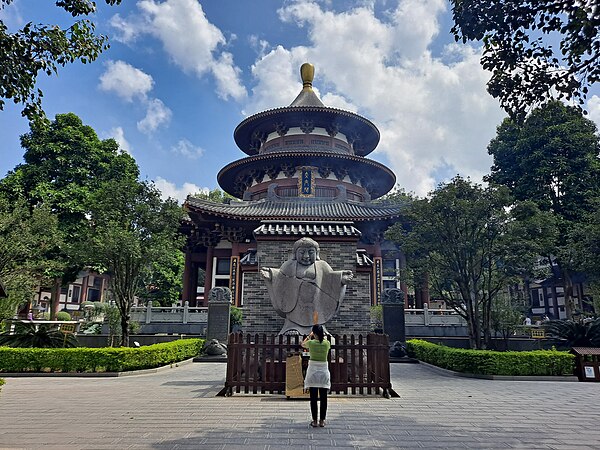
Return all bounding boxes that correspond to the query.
[0,322,78,348]
[487,101,600,318]
[572,200,600,315]
[386,176,549,349]
[0,113,139,318]
[143,251,184,306]
[0,0,122,121]
[192,188,235,203]
[0,195,62,322]
[490,289,528,349]
[450,1,600,119]
[82,179,184,346]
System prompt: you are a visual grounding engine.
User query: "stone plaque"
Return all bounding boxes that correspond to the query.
[207,287,231,342]
[382,288,406,343]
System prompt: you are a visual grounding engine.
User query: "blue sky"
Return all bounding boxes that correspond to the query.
[2,0,600,202]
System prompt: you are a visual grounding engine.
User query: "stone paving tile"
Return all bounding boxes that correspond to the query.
[1,362,600,449]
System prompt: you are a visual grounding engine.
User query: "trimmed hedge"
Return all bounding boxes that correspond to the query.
[0,339,203,373]
[406,339,574,376]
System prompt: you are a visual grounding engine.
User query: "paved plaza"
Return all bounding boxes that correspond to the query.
[1,362,599,449]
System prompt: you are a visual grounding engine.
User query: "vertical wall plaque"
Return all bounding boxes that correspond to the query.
[229,256,239,306]
[374,257,383,305]
[299,167,315,197]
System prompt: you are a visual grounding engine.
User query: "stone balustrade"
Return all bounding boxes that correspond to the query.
[130,301,208,324]
[404,303,467,327]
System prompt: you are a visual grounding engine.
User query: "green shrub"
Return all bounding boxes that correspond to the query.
[230,306,242,328]
[406,339,574,376]
[0,378,4,392]
[0,323,78,348]
[0,338,203,373]
[56,311,71,321]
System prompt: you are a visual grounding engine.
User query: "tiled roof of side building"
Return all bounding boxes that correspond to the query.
[185,197,406,221]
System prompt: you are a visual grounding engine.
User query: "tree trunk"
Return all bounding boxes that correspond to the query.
[120,312,130,347]
[50,277,62,320]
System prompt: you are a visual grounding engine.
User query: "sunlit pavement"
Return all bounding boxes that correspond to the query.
[1,362,599,449]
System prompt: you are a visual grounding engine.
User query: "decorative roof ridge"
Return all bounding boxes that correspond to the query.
[186,195,406,209]
[237,105,374,126]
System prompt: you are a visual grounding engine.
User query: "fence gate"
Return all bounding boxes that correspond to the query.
[217,333,397,398]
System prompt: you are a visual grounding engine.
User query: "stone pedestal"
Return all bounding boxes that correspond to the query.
[206,287,231,343]
[382,288,406,343]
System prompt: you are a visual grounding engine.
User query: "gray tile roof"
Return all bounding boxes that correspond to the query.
[186,196,404,221]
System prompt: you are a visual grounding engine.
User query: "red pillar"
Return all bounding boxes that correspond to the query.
[182,251,194,304]
[204,246,214,306]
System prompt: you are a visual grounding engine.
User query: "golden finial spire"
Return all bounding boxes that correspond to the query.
[301,63,315,90]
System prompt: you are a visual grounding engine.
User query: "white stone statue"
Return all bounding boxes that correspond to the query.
[260,237,353,335]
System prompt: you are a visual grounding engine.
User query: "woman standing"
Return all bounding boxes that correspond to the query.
[302,324,331,427]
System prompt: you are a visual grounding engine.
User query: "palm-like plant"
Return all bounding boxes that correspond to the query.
[0,323,78,348]
[544,319,600,348]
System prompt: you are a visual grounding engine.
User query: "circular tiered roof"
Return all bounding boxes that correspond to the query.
[219,63,394,200]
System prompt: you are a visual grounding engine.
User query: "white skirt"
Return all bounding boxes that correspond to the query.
[304,360,331,389]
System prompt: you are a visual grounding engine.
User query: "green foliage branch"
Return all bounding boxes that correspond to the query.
[450,0,600,120]
[0,0,122,121]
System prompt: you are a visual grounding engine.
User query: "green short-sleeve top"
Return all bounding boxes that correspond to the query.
[306,339,331,362]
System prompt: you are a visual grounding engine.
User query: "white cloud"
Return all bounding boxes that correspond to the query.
[109,13,143,44]
[171,139,204,159]
[99,60,154,102]
[587,95,600,130]
[112,0,246,101]
[105,127,132,154]
[244,0,505,196]
[137,98,172,134]
[153,176,206,203]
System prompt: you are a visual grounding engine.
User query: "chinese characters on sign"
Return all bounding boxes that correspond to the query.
[299,167,315,197]
[229,256,239,303]
[374,257,383,304]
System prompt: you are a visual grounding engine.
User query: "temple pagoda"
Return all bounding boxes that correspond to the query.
[182,64,411,335]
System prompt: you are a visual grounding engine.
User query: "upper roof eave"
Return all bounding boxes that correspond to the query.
[233,106,380,157]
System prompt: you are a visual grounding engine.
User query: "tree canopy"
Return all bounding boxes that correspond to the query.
[0,195,62,322]
[487,100,600,318]
[386,176,550,349]
[0,112,139,317]
[82,178,184,346]
[450,0,600,120]
[0,0,122,121]
[192,188,236,204]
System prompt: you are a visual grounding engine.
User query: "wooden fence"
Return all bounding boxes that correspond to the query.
[217,333,397,398]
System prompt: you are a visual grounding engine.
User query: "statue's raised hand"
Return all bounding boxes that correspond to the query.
[341,270,354,285]
[260,267,272,281]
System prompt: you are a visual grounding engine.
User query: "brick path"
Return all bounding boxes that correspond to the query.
[1,362,599,449]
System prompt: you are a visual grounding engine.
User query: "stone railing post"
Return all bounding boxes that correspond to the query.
[183,301,189,324]
[145,301,152,324]
[423,302,430,326]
